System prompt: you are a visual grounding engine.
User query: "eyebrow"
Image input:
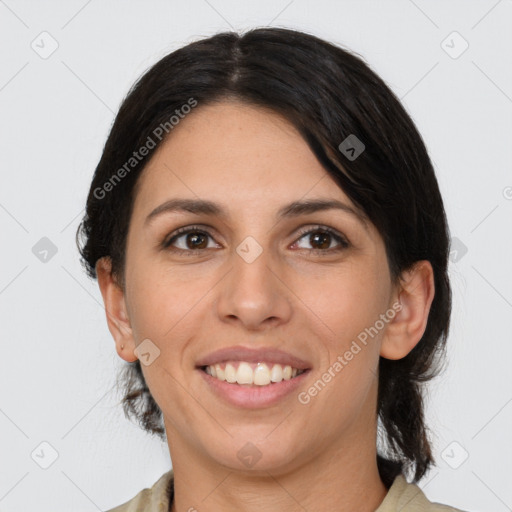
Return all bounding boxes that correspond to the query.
[145,198,369,231]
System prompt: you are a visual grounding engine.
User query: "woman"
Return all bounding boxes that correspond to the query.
[76,27,468,512]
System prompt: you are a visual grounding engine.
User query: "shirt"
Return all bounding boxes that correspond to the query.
[104,469,468,512]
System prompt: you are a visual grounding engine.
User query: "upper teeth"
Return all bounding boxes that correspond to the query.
[204,362,305,386]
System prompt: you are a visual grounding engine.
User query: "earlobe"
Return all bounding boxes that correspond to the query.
[95,257,138,363]
[380,260,435,360]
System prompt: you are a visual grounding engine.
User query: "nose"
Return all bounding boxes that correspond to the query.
[215,243,293,331]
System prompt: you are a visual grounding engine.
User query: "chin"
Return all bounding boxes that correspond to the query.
[203,435,306,476]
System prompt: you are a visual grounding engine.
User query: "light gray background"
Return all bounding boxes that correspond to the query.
[1,1,511,511]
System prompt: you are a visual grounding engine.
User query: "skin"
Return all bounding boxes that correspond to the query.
[96,100,435,512]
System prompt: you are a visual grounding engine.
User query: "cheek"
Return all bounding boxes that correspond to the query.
[295,262,388,347]
[297,268,385,425]
[125,244,210,339]
[127,270,203,410]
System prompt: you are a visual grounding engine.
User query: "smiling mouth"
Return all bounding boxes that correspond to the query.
[199,361,309,386]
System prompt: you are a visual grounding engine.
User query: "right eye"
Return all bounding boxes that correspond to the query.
[163,226,220,253]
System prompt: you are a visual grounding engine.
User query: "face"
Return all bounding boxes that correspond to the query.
[114,100,404,475]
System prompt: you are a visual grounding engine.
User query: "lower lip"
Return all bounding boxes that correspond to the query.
[197,368,311,409]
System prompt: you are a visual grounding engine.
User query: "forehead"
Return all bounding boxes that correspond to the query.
[135,101,354,205]
[146,101,323,183]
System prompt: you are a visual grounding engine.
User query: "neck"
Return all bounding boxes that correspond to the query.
[166,413,388,512]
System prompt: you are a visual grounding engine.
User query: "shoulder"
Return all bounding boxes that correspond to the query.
[102,470,471,512]
[376,474,469,512]
[103,469,174,512]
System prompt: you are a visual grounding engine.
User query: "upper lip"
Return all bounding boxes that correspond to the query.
[196,346,312,370]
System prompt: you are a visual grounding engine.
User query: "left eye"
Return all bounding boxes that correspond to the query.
[292,227,349,252]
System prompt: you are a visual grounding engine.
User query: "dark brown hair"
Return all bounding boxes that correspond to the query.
[76,27,451,487]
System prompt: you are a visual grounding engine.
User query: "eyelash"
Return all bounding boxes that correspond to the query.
[162,224,350,256]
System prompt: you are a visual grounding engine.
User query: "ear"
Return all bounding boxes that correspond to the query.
[96,257,138,363]
[380,260,435,360]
